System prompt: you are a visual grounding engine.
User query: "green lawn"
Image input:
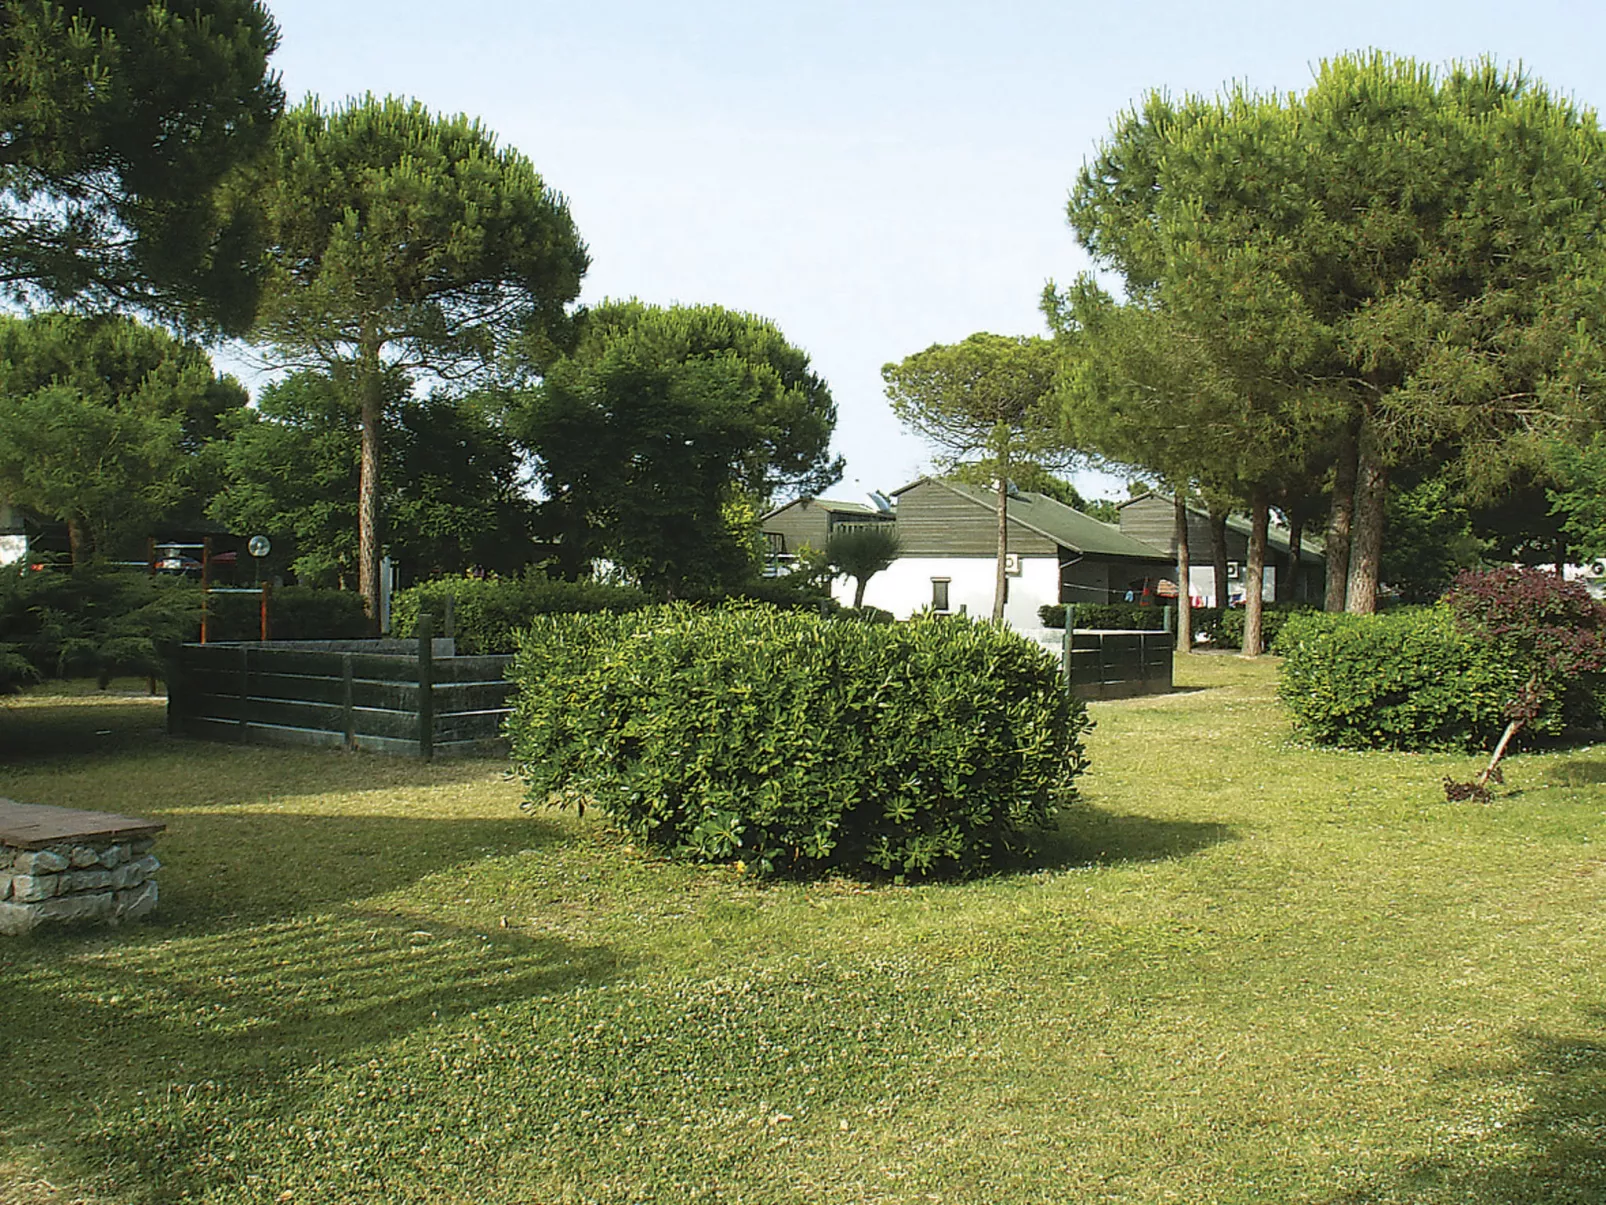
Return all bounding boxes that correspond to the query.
[2,657,1605,1204]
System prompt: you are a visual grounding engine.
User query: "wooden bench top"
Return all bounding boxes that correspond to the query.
[0,799,166,849]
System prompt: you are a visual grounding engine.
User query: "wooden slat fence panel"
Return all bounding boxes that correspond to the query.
[1065,629,1174,700]
[168,634,514,759]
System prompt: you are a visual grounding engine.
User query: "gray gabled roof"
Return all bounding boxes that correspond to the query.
[1117,493,1325,563]
[895,478,1174,562]
[759,496,886,522]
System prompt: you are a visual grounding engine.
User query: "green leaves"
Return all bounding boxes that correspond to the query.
[507,606,1092,879]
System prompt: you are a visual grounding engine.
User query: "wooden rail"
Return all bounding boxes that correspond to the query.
[166,628,513,759]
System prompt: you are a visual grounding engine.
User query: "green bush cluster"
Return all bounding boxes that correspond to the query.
[0,566,199,690]
[204,585,370,641]
[507,605,1092,878]
[392,573,650,655]
[1276,607,1545,750]
[1199,603,1314,652]
[1039,602,1169,630]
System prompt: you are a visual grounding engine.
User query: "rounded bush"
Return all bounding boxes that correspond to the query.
[507,605,1092,878]
[1276,606,1525,750]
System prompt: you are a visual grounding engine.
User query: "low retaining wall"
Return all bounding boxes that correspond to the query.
[167,625,513,759]
[0,800,164,936]
[1065,629,1174,700]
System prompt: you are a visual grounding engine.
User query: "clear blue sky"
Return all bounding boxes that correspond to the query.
[244,0,1606,502]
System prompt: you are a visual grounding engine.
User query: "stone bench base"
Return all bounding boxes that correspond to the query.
[0,800,165,936]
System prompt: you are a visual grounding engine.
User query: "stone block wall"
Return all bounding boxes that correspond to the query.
[0,837,160,935]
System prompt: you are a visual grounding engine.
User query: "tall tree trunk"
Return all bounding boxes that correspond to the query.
[993,440,1009,622]
[67,517,89,567]
[1210,505,1230,609]
[1324,424,1358,612]
[1242,488,1269,657]
[1282,512,1304,603]
[1345,417,1388,615]
[1174,487,1192,654]
[356,340,384,633]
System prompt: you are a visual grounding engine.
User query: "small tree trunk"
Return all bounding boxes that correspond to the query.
[993,445,1009,623]
[1554,535,1568,579]
[853,577,867,609]
[356,341,384,633]
[1210,505,1230,609]
[1283,512,1304,603]
[1477,719,1524,788]
[1174,487,1192,654]
[1241,488,1269,657]
[1345,418,1388,615]
[67,517,89,567]
[1325,424,1358,612]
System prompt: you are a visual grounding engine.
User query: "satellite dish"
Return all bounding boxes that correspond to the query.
[247,535,272,558]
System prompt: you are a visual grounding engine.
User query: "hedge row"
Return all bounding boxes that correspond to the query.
[204,585,370,642]
[1274,607,1584,751]
[1038,602,1169,630]
[1200,604,1315,652]
[507,605,1091,878]
[392,574,651,655]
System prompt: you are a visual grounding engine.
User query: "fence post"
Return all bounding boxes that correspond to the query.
[444,594,456,642]
[417,614,434,762]
[342,652,355,751]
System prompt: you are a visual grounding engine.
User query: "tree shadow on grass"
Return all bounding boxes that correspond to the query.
[145,808,569,927]
[1326,1010,1606,1204]
[0,909,629,1203]
[0,696,507,806]
[1029,805,1237,870]
[1541,757,1606,787]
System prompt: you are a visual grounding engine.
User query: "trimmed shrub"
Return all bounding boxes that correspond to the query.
[393,573,650,655]
[1039,602,1169,630]
[1277,606,1528,750]
[205,586,370,641]
[507,605,1092,878]
[1200,603,1314,652]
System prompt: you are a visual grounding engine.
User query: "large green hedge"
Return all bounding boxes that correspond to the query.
[1200,603,1315,652]
[392,574,650,655]
[507,605,1092,878]
[205,585,370,641]
[1276,607,1544,751]
[1039,602,1169,630]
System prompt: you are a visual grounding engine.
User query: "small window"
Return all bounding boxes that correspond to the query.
[932,578,950,612]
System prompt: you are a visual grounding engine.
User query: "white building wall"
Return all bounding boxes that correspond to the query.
[839,555,1063,630]
[1187,565,1275,607]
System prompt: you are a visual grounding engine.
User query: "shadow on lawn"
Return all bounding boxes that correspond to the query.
[0,911,629,1202]
[1542,757,1606,787]
[144,808,569,927]
[1033,805,1236,869]
[1327,1012,1606,1204]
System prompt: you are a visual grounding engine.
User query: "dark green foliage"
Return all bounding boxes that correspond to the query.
[213,371,540,584]
[1381,478,1485,604]
[1276,607,1527,750]
[0,566,199,689]
[1039,603,1168,631]
[515,300,841,595]
[203,587,370,642]
[0,312,247,562]
[1,1,283,331]
[1199,604,1314,652]
[704,576,840,615]
[392,574,649,656]
[507,606,1091,878]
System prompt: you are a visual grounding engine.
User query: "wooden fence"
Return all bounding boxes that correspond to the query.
[1064,629,1173,700]
[166,621,513,758]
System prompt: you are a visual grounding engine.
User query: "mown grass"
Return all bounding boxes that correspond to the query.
[2,659,1605,1204]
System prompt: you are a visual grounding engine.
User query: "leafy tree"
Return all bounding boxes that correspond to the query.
[827,525,901,609]
[246,93,588,622]
[214,370,538,585]
[0,312,245,562]
[882,333,1066,621]
[1066,54,1606,616]
[1,0,283,330]
[1442,567,1606,800]
[1380,476,1486,603]
[514,300,843,598]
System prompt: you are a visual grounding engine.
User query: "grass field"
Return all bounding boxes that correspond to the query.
[2,655,1604,1204]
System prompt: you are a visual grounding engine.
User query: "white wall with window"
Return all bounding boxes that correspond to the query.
[838,554,1063,630]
